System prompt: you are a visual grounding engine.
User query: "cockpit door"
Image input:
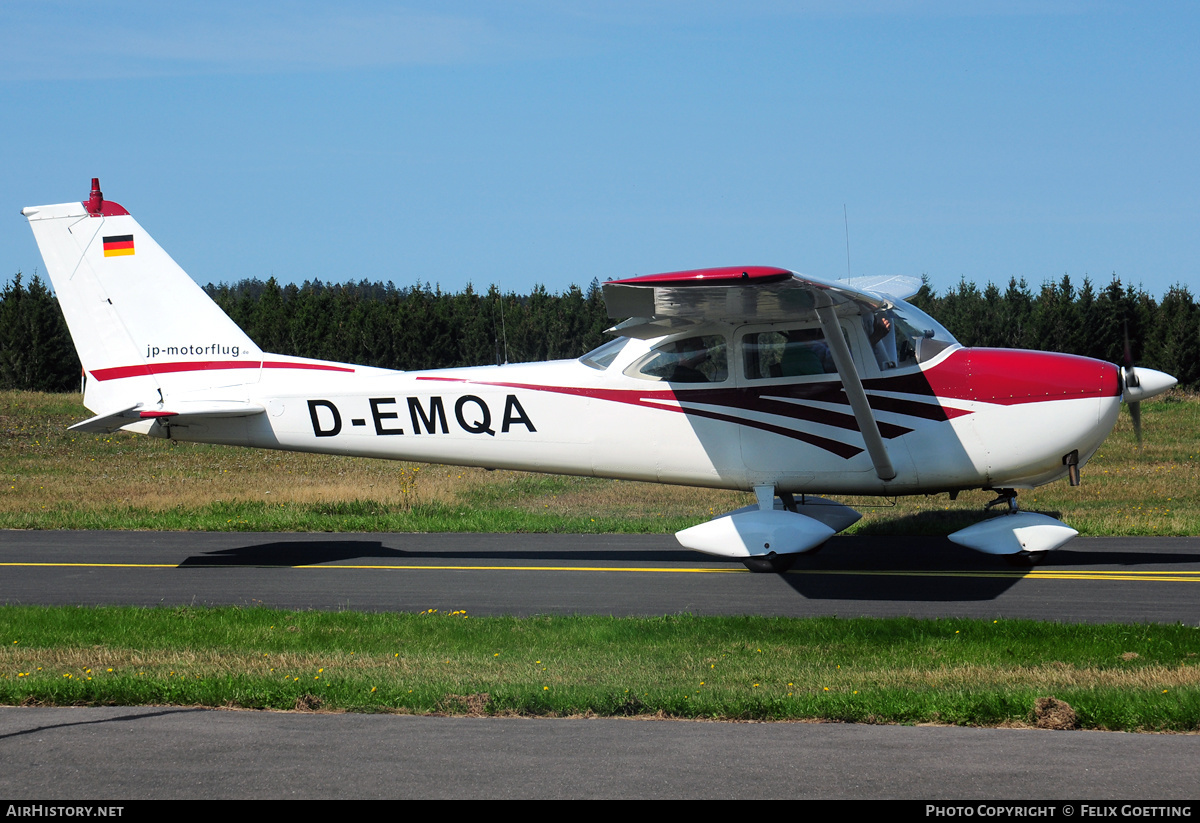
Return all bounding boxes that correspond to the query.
[734,317,917,493]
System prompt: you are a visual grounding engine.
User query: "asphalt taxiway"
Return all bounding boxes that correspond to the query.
[2,531,1197,799]
[1,531,1198,623]
[2,707,1197,800]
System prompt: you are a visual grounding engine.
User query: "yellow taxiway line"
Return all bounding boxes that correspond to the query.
[2,562,1199,581]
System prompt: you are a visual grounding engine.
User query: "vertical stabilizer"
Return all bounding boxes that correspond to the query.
[23,179,263,414]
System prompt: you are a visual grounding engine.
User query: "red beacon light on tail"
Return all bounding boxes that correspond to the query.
[83,177,129,217]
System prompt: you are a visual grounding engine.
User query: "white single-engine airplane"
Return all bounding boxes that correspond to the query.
[24,180,1177,570]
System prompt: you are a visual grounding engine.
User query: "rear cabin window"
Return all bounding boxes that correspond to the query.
[743,328,837,379]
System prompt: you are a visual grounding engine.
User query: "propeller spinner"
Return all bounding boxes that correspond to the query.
[1119,329,1177,445]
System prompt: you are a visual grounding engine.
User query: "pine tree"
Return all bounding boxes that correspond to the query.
[0,273,80,391]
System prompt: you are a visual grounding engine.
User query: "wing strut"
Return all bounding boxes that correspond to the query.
[815,304,896,481]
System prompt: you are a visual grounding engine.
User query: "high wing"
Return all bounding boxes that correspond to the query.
[602,266,912,481]
[602,266,919,327]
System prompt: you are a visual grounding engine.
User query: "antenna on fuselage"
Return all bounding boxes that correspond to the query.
[843,204,852,279]
[496,285,510,366]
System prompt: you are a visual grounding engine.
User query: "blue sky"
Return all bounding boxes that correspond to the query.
[3,1,1196,300]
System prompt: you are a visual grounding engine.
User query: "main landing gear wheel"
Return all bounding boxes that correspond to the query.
[1004,551,1050,567]
[741,553,799,574]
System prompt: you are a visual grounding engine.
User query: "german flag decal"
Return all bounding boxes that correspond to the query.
[102,235,135,257]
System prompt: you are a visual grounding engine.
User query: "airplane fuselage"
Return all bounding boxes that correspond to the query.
[128,331,1122,497]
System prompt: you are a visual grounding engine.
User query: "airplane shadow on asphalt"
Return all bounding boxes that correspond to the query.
[176,540,699,567]
[777,536,1200,601]
[176,533,1200,603]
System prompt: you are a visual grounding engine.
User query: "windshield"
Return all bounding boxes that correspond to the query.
[891,301,958,345]
[862,300,960,370]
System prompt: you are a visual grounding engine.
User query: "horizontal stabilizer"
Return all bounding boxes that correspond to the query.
[70,401,265,433]
[141,401,267,423]
[69,405,145,434]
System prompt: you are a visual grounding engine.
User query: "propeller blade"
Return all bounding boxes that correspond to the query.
[1117,319,1166,449]
[1122,320,1140,392]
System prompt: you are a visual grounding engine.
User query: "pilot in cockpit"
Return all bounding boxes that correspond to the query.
[867,310,898,369]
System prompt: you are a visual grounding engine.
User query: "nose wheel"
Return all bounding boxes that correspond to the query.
[951,489,1077,558]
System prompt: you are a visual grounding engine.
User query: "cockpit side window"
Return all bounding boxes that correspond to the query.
[625,335,728,383]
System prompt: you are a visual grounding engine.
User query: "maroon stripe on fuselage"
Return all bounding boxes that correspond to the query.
[433,378,913,439]
[705,388,912,438]
[415,347,1116,459]
[420,379,868,456]
[678,405,864,458]
[89,360,354,381]
[443,379,865,457]
[261,360,354,373]
[862,393,967,421]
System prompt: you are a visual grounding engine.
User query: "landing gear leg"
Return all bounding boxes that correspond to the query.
[981,488,1053,564]
[743,485,801,572]
[985,488,1018,513]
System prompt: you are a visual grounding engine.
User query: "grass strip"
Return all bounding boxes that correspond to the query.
[2,606,1197,730]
